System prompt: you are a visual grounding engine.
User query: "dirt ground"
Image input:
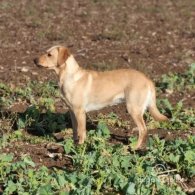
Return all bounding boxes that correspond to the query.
[0,0,195,84]
[0,0,195,170]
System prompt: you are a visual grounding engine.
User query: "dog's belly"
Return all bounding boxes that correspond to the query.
[85,93,125,112]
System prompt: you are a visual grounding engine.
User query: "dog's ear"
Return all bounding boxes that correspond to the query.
[57,47,70,66]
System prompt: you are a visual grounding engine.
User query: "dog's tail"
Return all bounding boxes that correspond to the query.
[148,83,168,122]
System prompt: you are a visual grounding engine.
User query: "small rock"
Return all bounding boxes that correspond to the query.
[31,71,38,75]
[165,89,173,94]
[175,174,182,181]
[46,143,64,153]
[53,132,65,142]
[21,67,29,72]
[47,152,62,160]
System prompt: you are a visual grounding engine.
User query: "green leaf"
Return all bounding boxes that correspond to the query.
[126,182,136,195]
[184,150,195,164]
[5,180,17,194]
[57,174,67,187]
[59,192,69,195]
[22,156,35,167]
[168,153,180,163]
[37,185,53,195]
[0,153,14,162]
[64,139,74,154]
[97,121,110,138]
[17,118,26,129]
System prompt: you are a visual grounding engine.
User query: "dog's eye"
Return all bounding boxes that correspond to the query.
[47,53,52,57]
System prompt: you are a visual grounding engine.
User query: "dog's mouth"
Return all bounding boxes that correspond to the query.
[33,58,44,68]
[36,63,44,68]
[33,58,56,69]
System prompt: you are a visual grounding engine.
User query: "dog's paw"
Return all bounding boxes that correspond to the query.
[129,144,147,154]
[73,139,79,145]
[78,140,85,144]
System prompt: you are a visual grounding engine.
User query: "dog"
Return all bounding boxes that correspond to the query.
[34,46,168,150]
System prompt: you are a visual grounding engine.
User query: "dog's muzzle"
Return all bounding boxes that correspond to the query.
[33,58,42,67]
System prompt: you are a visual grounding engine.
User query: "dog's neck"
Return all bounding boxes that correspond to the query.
[54,55,79,75]
[65,55,80,74]
[57,55,81,87]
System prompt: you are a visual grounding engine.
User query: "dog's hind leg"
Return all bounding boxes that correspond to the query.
[127,107,148,150]
[126,87,150,150]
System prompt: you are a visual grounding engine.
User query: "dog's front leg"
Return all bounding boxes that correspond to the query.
[72,108,86,144]
[69,110,78,142]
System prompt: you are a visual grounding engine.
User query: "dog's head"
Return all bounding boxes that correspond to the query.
[34,46,70,69]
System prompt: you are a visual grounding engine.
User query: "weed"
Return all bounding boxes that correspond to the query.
[97,112,129,129]
[0,81,60,109]
[0,64,195,194]
[17,106,69,135]
[157,63,195,92]
[0,111,17,134]
[147,99,195,130]
[1,130,194,194]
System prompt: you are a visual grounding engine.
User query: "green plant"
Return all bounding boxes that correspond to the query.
[0,81,60,109]
[0,122,194,194]
[0,63,195,194]
[97,112,129,128]
[147,99,195,130]
[157,63,195,92]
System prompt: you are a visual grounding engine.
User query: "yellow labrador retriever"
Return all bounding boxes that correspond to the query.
[34,46,168,150]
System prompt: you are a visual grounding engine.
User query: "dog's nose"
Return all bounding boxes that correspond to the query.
[33,58,38,65]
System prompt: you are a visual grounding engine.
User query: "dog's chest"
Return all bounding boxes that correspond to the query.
[58,80,74,107]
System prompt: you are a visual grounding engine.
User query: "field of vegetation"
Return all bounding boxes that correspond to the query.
[0,64,195,194]
[0,0,195,194]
